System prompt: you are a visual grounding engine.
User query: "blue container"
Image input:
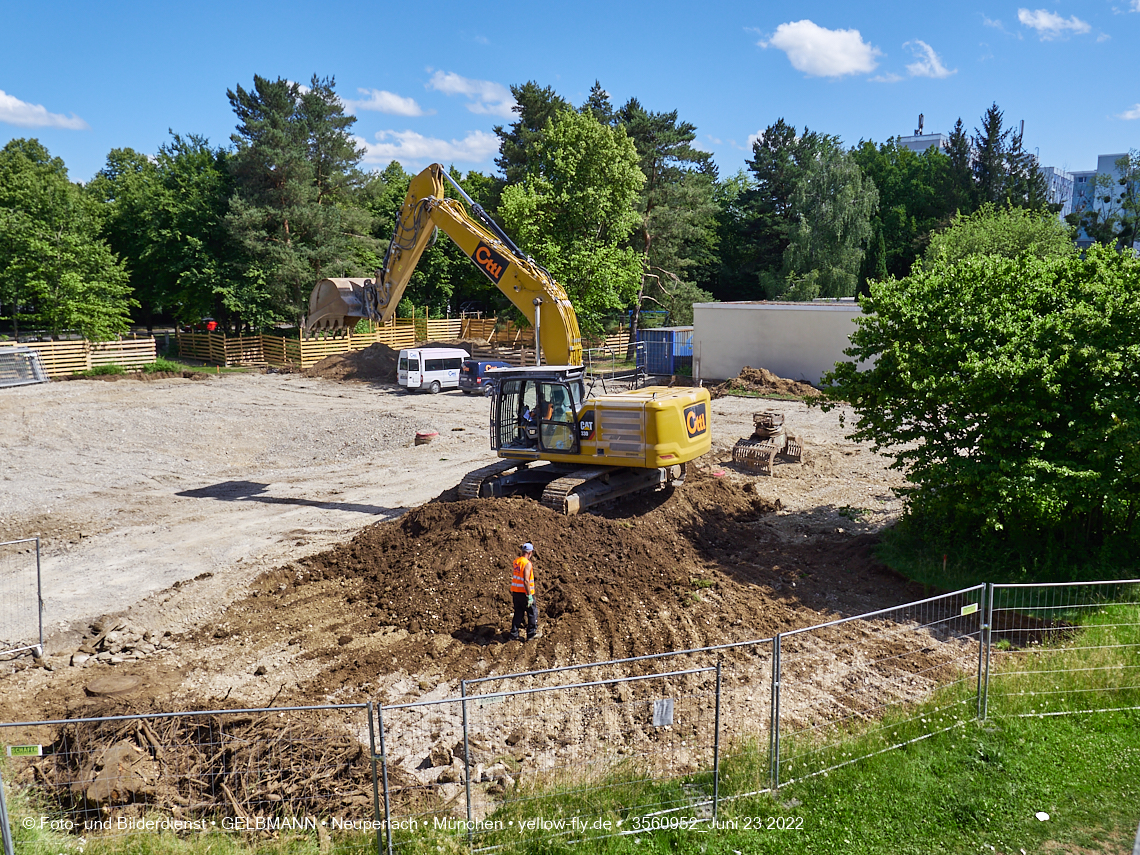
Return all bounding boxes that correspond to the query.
[637,326,694,375]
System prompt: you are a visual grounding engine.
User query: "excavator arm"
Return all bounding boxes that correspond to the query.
[304,163,583,366]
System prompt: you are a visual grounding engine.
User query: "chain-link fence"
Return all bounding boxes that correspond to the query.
[983,579,1140,719]
[772,586,986,787]
[0,538,42,659]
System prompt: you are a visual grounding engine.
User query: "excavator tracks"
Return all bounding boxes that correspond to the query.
[539,467,614,514]
[457,460,524,500]
[541,465,683,515]
[460,460,686,514]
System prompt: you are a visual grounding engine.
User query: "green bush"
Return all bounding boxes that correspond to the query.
[142,357,184,373]
[76,364,125,376]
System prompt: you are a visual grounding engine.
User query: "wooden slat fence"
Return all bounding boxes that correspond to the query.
[0,337,156,378]
[171,320,630,370]
[176,321,419,369]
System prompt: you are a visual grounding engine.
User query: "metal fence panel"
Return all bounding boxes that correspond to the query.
[376,695,470,852]
[985,579,1140,719]
[0,539,42,658]
[710,640,774,801]
[463,666,719,850]
[0,705,379,854]
[0,346,48,388]
[773,585,986,787]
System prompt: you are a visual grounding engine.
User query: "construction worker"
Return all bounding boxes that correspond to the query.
[509,542,539,642]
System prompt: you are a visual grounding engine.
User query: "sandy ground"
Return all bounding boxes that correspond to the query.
[1,374,506,643]
[0,372,942,735]
[0,371,998,824]
[1,373,904,651]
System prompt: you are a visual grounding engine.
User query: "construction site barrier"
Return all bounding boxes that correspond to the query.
[173,320,633,370]
[2,579,1137,852]
[0,338,156,378]
[0,539,42,659]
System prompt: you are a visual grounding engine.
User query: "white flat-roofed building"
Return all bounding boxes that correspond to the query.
[692,300,866,386]
[897,133,949,154]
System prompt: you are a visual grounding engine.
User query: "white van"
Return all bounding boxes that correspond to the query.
[397,347,470,393]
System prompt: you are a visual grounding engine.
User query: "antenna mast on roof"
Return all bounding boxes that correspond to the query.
[914,113,924,136]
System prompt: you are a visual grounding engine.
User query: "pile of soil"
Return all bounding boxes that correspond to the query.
[305,340,481,383]
[711,366,821,399]
[305,342,399,382]
[181,470,917,703]
[304,475,779,640]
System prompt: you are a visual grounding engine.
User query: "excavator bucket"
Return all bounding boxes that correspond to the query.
[731,411,804,475]
[303,278,369,333]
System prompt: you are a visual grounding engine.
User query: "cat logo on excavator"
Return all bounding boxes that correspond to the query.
[471,242,509,284]
[684,402,708,438]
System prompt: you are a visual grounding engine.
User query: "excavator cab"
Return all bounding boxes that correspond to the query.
[492,367,585,457]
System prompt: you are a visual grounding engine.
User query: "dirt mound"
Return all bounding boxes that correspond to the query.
[305,342,399,382]
[305,340,476,383]
[711,366,821,399]
[173,470,912,705]
[304,475,778,639]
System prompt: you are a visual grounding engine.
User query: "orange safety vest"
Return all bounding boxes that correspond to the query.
[511,556,534,595]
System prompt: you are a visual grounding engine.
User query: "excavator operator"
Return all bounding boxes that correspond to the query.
[541,387,575,451]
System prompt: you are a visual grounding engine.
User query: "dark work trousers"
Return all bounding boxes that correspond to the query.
[510,591,538,640]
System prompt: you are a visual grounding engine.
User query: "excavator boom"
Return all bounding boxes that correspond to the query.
[305,164,583,366]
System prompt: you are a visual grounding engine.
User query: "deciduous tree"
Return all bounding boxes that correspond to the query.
[822,211,1139,572]
[782,145,878,299]
[498,109,644,336]
[0,139,134,340]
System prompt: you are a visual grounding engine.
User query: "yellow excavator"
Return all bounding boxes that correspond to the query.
[304,163,711,514]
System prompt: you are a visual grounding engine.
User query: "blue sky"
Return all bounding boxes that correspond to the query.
[2,0,1137,184]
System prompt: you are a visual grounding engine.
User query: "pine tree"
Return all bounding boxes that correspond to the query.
[581,81,615,126]
[946,118,976,215]
[492,81,571,185]
[973,103,1009,206]
[225,74,366,325]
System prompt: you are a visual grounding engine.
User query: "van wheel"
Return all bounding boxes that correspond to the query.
[429,381,442,394]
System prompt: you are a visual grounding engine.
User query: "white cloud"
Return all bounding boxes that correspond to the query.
[1132,0,1140,10]
[0,89,88,129]
[1118,103,1140,120]
[345,89,430,117]
[426,71,516,118]
[904,40,956,78]
[1017,8,1091,39]
[870,72,904,83]
[760,20,881,77]
[359,129,500,167]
